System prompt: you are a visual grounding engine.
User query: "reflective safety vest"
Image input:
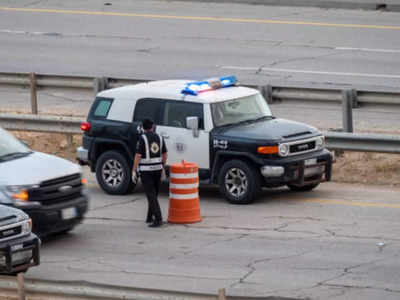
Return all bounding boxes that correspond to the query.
[138,133,163,172]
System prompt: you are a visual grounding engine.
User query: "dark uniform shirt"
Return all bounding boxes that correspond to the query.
[136,132,167,172]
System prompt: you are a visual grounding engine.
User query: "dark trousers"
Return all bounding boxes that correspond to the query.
[141,170,162,223]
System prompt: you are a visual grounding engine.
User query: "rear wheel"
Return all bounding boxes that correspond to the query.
[287,182,319,192]
[218,159,260,204]
[96,150,136,195]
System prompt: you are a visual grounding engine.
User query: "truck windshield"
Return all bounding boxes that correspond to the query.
[0,127,32,160]
[211,93,272,127]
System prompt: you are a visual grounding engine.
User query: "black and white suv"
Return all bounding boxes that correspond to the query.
[77,76,333,204]
[0,191,40,274]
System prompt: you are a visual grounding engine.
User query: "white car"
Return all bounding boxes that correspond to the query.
[0,127,89,236]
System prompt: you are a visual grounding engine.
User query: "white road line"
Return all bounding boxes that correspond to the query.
[221,66,400,79]
[0,29,47,35]
[335,47,400,54]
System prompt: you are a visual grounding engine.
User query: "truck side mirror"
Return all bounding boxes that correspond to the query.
[186,116,199,138]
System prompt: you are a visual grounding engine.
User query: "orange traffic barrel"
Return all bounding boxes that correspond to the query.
[168,160,202,224]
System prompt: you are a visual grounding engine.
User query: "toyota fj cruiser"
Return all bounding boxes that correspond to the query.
[0,192,40,274]
[77,76,333,204]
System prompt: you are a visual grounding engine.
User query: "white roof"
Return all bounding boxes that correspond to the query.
[97,80,259,104]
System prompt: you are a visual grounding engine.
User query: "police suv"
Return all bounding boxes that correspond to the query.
[77,76,333,204]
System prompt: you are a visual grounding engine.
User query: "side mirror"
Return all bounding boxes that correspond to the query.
[186,116,199,138]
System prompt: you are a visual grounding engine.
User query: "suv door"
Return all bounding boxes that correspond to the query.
[157,100,210,170]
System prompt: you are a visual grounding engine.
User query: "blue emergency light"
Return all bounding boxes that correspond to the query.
[181,76,237,95]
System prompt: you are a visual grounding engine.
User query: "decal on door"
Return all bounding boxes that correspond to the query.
[213,139,228,149]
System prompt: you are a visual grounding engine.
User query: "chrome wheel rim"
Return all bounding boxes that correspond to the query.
[102,159,124,188]
[225,168,248,198]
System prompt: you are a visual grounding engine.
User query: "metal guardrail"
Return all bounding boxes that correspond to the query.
[0,113,82,134]
[325,131,400,153]
[1,72,400,110]
[0,113,399,154]
[0,275,296,300]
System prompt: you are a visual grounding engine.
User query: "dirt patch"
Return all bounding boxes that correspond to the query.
[11,131,400,187]
[12,131,81,162]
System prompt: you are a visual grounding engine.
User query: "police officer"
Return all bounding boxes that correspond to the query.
[132,119,168,228]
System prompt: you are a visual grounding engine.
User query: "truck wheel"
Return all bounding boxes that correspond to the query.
[96,151,135,195]
[287,183,319,192]
[218,159,260,204]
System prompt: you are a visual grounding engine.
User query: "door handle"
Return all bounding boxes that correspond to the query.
[161,133,170,139]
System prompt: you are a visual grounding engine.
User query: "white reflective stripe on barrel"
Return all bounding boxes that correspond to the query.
[170,172,198,179]
[170,183,199,189]
[169,192,199,200]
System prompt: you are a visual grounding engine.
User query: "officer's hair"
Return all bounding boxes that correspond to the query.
[142,119,154,130]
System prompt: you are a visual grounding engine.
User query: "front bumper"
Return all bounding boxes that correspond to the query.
[0,233,40,274]
[76,146,89,165]
[260,149,333,186]
[22,195,89,237]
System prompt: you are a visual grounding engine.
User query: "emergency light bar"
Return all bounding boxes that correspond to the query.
[181,76,237,95]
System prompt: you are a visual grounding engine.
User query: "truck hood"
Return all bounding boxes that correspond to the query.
[0,204,28,226]
[213,118,319,142]
[0,151,81,186]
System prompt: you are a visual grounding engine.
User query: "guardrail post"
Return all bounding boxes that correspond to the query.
[351,88,359,108]
[259,85,273,104]
[93,77,108,95]
[342,90,354,133]
[29,72,38,114]
[218,288,226,300]
[17,273,25,300]
[66,133,73,146]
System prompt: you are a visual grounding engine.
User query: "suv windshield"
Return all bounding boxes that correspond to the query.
[0,127,32,161]
[211,93,272,127]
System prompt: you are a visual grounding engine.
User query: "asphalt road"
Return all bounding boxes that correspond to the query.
[0,0,400,91]
[26,168,400,300]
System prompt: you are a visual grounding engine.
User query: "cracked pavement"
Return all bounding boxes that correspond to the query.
[25,169,400,299]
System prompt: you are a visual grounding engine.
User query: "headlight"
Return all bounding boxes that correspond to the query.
[21,219,32,234]
[316,136,325,149]
[5,185,34,202]
[278,143,290,157]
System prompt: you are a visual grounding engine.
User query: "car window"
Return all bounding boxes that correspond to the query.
[90,97,113,119]
[211,93,272,127]
[0,127,31,157]
[162,101,204,129]
[133,99,164,125]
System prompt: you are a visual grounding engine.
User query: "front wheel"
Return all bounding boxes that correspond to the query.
[218,159,260,204]
[96,150,136,195]
[287,182,320,192]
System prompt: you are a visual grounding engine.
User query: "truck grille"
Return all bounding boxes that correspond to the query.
[28,174,83,206]
[290,141,316,154]
[283,137,319,156]
[0,224,21,239]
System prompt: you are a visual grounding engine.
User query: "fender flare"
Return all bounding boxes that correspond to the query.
[210,151,263,183]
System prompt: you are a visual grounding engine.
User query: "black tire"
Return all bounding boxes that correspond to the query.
[287,182,320,192]
[96,150,136,195]
[218,159,260,204]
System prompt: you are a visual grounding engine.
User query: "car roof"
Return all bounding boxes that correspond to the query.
[97,80,259,104]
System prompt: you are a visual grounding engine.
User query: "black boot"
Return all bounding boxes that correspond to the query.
[148,220,162,228]
[146,212,153,223]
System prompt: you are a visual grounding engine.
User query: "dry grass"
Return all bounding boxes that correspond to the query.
[11,131,400,187]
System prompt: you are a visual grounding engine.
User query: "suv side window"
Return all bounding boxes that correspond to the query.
[90,97,113,119]
[133,99,164,125]
[163,101,204,129]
